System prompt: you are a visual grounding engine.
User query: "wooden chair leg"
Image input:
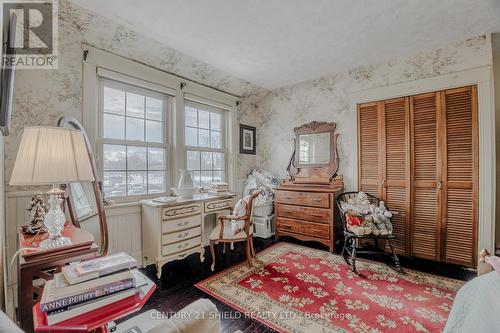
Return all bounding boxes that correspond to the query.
[250,237,255,257]
[222,242,226,254]
[245,240,253,267]
[210,240,216,271]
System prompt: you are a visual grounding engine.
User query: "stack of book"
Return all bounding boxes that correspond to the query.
[40,252,149,325]
[208,182,230,195]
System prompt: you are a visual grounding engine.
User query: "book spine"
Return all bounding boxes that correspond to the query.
[76,262,136,277]
[93,263,137,278]
[41,278,134,313]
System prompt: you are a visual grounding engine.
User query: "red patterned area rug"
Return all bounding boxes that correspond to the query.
[195,242,464,333]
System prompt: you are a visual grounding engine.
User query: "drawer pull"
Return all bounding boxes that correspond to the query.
[281,225,292,230]
[177,221,189,227]
[177,232,189,238]
[178,243,190,249]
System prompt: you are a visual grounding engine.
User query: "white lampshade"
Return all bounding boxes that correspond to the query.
[9,126,95,186]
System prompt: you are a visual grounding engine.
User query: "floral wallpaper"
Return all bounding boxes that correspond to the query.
[242,35,493,190]
[5,0,265,191]
[5,0,493,194]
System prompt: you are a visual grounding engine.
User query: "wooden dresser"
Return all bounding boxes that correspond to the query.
[141,193,235,278]
[275,179,343,252]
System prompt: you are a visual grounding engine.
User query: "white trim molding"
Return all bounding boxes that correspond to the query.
[349,65,496,255]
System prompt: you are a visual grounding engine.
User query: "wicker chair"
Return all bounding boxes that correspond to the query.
[336,192,402,273]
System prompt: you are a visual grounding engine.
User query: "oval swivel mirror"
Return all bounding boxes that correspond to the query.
[58,116,109,257]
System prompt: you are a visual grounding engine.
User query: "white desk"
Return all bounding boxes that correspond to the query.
[141,193,236,278]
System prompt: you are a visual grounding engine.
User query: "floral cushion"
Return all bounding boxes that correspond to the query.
[230,195,251,234]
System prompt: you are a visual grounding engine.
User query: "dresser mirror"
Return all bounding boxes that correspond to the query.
[287,121,339,183]
[298,132,331,165]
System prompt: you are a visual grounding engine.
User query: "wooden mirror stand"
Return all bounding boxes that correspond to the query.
[58,116,109,257]
[286,120,342,187]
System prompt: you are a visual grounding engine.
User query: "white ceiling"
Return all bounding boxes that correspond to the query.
[71,0,500,90]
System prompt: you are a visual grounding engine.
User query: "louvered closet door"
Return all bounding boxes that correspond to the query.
[410,92,441,261]
[382,98,410,255]
[441,87,478,267]
[358,102,382,197]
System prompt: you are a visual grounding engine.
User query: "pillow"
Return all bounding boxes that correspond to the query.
[230,195,250,234]
[485,256,500,277]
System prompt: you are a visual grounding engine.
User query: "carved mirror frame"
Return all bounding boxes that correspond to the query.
[287,121,339,184]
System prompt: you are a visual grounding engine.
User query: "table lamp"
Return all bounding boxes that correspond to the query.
[9,126,95,249]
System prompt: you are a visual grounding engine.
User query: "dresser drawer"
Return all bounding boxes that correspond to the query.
[276,190,330,208]
[162,203,201,220]
[277,204,331,224]
[277,218,330,239]
[162,236,201,256]
[162,215,201,233]
[204,198,233,213]
[162,226,201,245]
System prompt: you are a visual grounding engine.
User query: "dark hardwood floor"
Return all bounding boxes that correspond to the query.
[124,236,476,333]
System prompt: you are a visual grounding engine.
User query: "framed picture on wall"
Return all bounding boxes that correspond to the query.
[239,124,256,155]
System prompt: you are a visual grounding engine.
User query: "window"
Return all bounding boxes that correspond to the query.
[99,79,169,198]
[185,102,226,187]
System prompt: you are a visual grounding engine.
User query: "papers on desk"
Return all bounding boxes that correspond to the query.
[152,197,177,203]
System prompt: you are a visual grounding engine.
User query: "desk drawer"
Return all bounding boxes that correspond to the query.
[162,226,201,245]
[204,198,233,213]
[276,190,330,208]
[162,203,201,220]
[162,236,201,256]
[162,216,201,233]
[277,218,329,239]
[277,204,331,224]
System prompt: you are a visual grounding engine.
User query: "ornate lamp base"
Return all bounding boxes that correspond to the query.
[39,236,72,249]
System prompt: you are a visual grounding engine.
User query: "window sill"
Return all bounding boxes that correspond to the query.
[104,201,142,209]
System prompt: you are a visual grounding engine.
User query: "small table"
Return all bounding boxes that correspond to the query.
[18,223,98,332]
[32,278,156,333]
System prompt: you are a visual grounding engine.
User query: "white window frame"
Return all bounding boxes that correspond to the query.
[82,45,240,203]
[183,101,227,187]
[97,78,172,201]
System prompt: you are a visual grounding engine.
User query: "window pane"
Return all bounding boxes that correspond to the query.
[199,129,210,147]
[200,171,212,187]
[148,171,165,194]
[185,107,197,127]
[211,131,221,148]
[104,171,126,197]
[126,117,145,141]
[201,151,213,170]
[126,93,145,118]
[103,144,126,170]
[213,152,224,170]
[213,170,224,183]
[127,146,147,170]
[146,120,163,143]
[185,127,197,146]
[103,87,125,115]
[192,171,201,187]
[210,112,221,131]
[198,110,210,129]
[146,97,163,121]
[127,171,147,195]
[103,113,125,139]
[148,147,165,171]
[187,150,200,170]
